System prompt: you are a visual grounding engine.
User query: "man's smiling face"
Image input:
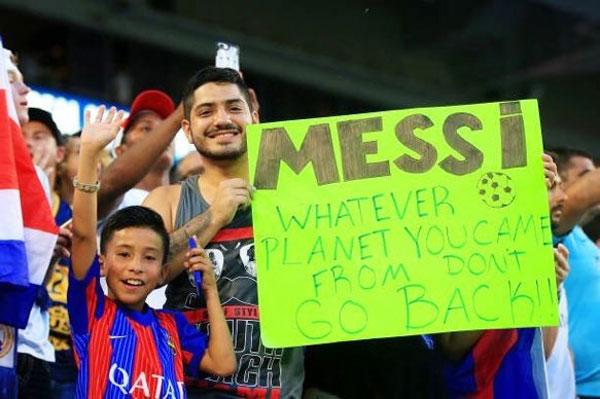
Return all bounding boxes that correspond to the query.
[182,82,258,161]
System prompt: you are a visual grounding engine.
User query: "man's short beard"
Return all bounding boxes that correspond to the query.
[195,142,247,161]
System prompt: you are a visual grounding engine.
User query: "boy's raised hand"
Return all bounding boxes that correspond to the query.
[184,246,218,293]
[81,106,125,154]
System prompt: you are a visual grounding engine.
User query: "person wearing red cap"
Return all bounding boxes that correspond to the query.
[98,89,175,217]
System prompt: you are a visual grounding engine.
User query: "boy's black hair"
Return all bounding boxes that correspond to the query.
[182,67,252,118]
[100,206,170,264]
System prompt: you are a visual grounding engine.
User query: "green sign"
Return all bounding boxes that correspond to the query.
[247,100,557,348]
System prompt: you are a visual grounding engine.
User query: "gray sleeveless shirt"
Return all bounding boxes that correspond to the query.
[168,175,304,398]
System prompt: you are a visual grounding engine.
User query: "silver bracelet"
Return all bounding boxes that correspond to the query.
[73,177,100,193]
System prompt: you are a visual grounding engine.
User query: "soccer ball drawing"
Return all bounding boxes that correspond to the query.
[477,172,516,208]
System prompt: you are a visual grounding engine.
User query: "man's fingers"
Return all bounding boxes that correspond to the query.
[556,243,569,258]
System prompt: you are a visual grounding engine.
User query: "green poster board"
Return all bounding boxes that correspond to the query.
[247,100,557,348]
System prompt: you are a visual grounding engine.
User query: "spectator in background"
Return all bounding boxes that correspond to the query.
[544,169,575,399]
[21,108,65,191]
[98,89,176,218]
[6,48,52,399]
[438,154,564,399]
[55,133,80,206]
[23,110,76,399]
[174,150,203,181]
[4,47,65,399]
[22,110,77,399]
[550,147,600,399]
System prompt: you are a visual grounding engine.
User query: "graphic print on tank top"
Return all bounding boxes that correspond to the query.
[183,226,258,310]
[170,176,305,398]
[175,210,284,397]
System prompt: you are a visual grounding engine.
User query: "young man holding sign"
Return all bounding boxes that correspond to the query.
[144,67,304,398]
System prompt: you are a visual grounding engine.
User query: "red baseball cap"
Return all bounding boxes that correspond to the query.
[122,89,175,132]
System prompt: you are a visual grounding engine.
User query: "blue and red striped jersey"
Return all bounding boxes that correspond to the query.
[67,258,207,398]
[443,328,549,398]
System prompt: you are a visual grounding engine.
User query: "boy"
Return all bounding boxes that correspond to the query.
[69,106,236,398]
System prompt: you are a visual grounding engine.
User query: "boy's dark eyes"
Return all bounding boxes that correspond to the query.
[145,255,157,261]
[117,252,130,258]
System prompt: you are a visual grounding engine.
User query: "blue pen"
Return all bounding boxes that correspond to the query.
[188,237,203,298]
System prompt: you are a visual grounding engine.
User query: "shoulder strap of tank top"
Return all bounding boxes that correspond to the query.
[174,175,208,229]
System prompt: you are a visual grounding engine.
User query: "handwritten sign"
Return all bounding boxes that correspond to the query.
[247,100,558,348]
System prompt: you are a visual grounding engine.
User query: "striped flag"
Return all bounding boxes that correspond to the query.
[0,36,58,362]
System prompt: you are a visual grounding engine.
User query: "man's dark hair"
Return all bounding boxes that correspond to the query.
[546,147,593,174]
[182,67,252,118]
[100,206,170,264]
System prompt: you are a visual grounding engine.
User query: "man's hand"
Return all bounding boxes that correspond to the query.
[543,153,559,190]
[554,243,570,287]
[210,178,253,227]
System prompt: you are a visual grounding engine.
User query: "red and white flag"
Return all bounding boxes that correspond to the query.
[0,37,58,340]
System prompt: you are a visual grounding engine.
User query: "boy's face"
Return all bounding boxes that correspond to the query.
[100,227,166,311]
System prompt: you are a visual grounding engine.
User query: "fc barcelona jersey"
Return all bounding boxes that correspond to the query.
[442,328,549,398]
[68,258,208,398]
